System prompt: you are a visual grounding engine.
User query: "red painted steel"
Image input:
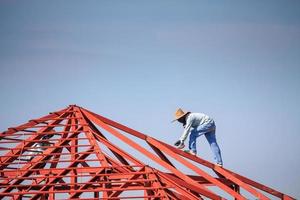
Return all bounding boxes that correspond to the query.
[0,105,296,200]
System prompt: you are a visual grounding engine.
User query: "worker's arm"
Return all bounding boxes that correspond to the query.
[178,118,193,142]
[174,116,193,146]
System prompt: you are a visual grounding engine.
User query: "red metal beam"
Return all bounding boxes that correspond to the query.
[0,125,84,194]
[147,137,246,200]
[81,106,296,200]
[81,108,223,200]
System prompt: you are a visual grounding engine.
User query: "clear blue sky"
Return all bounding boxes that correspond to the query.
[1,1,299,198]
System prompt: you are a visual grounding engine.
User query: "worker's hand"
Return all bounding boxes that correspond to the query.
[174,140,181,146]
[174,140,185,149]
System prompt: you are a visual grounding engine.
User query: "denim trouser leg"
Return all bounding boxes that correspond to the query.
[188,121,213,153]
[188,129,198,153]
[188,121,223,165]
[205,131,223,165]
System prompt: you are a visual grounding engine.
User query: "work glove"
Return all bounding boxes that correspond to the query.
[174,140,185,149]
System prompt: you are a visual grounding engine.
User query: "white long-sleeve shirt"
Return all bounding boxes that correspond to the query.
[179,112,214,142]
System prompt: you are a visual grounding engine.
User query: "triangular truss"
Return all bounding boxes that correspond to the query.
[0,105,295,200]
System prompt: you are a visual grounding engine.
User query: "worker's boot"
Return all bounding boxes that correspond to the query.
[215,163,223,167]
[184,150,196,156]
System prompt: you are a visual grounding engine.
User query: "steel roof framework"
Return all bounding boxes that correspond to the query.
[0,105,295,200]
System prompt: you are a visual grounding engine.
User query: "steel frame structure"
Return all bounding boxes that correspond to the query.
[0,105,295,200]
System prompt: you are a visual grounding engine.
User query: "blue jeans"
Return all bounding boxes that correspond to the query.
[188,121,223,165]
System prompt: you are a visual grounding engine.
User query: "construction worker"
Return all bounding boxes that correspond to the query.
[173,108,223,166]
[25,134,53,162]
